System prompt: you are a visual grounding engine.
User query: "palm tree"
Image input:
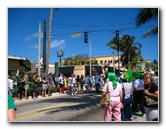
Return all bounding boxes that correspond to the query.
[135,8,158,38]
[106,34,143,68]
[120,35,143,68]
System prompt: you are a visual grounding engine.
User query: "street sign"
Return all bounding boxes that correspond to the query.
[71,32,81,38]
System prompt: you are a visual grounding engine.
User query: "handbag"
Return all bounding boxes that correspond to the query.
[144,95,158,107]
[100,83,110,108]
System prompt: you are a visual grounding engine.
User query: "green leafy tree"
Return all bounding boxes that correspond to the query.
[135,8,158,38]
[62,54,98,66]
[106,34,143,69]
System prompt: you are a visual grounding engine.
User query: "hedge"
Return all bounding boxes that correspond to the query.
[12,87,58,98]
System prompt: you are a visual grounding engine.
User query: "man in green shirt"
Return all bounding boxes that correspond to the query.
[17,72,25,100]
[32,72,39,100]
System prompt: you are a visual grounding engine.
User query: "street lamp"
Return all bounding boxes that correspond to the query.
[56,49,64,74]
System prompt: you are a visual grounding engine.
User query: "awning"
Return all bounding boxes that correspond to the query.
[59,66,74,75]
[85,66,103,75]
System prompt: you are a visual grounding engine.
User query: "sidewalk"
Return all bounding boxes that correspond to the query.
[14,92,66,103]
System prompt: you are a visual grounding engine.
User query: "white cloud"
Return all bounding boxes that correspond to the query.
[51,40,66,49]
[25,32,43,41]
[29,43,38,49]
[30,39,66,49]
[25,33,38,41]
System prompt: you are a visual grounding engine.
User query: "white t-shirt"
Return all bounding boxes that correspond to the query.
[59,76,64,84]
[8,79,13,89]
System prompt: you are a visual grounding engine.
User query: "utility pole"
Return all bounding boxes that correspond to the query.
[45,8,53,79]
[38,22,41,77]
[43,19,46,76]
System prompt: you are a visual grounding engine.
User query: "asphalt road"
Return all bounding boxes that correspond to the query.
[14,92,146,122]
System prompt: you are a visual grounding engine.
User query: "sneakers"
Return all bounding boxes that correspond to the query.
[33,97,36,100]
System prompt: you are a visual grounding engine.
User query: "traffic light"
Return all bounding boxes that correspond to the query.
[84,31,88,43]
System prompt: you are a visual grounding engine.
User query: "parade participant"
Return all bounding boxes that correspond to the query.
[101,72,123,121]
[144,74,158,121]
[120,69,133,121]
[132,72,145,117]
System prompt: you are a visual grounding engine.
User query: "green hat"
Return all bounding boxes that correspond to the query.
[108,72,117,89]
[125,69,133,82]
[134,72,141,79]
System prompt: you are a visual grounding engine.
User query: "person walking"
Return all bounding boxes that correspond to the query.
[101,72,123,121]
[143,74,158,121]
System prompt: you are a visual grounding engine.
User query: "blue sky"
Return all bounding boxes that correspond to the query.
[8,8,158,65]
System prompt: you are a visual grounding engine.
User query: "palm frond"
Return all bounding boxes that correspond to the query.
[142,27,158,38]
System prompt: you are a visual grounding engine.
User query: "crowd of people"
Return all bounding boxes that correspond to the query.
[8,72,105,100]
[8,68,158,122]
[101,68,158,122]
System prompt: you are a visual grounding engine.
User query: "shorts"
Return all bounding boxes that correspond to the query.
[24,84,30,89]
[48,85,53,91]
[59,84,64,88]
[18,87,24,94]
[84,84,90,87]
[33,86,38,92]
[42,84,47,90]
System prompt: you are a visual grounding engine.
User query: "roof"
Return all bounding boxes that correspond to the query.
[8,56,26,60]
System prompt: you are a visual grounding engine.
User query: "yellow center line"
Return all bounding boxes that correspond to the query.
[16,102,80,120]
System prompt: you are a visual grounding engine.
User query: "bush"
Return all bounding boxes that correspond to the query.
[12,87,58,98]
